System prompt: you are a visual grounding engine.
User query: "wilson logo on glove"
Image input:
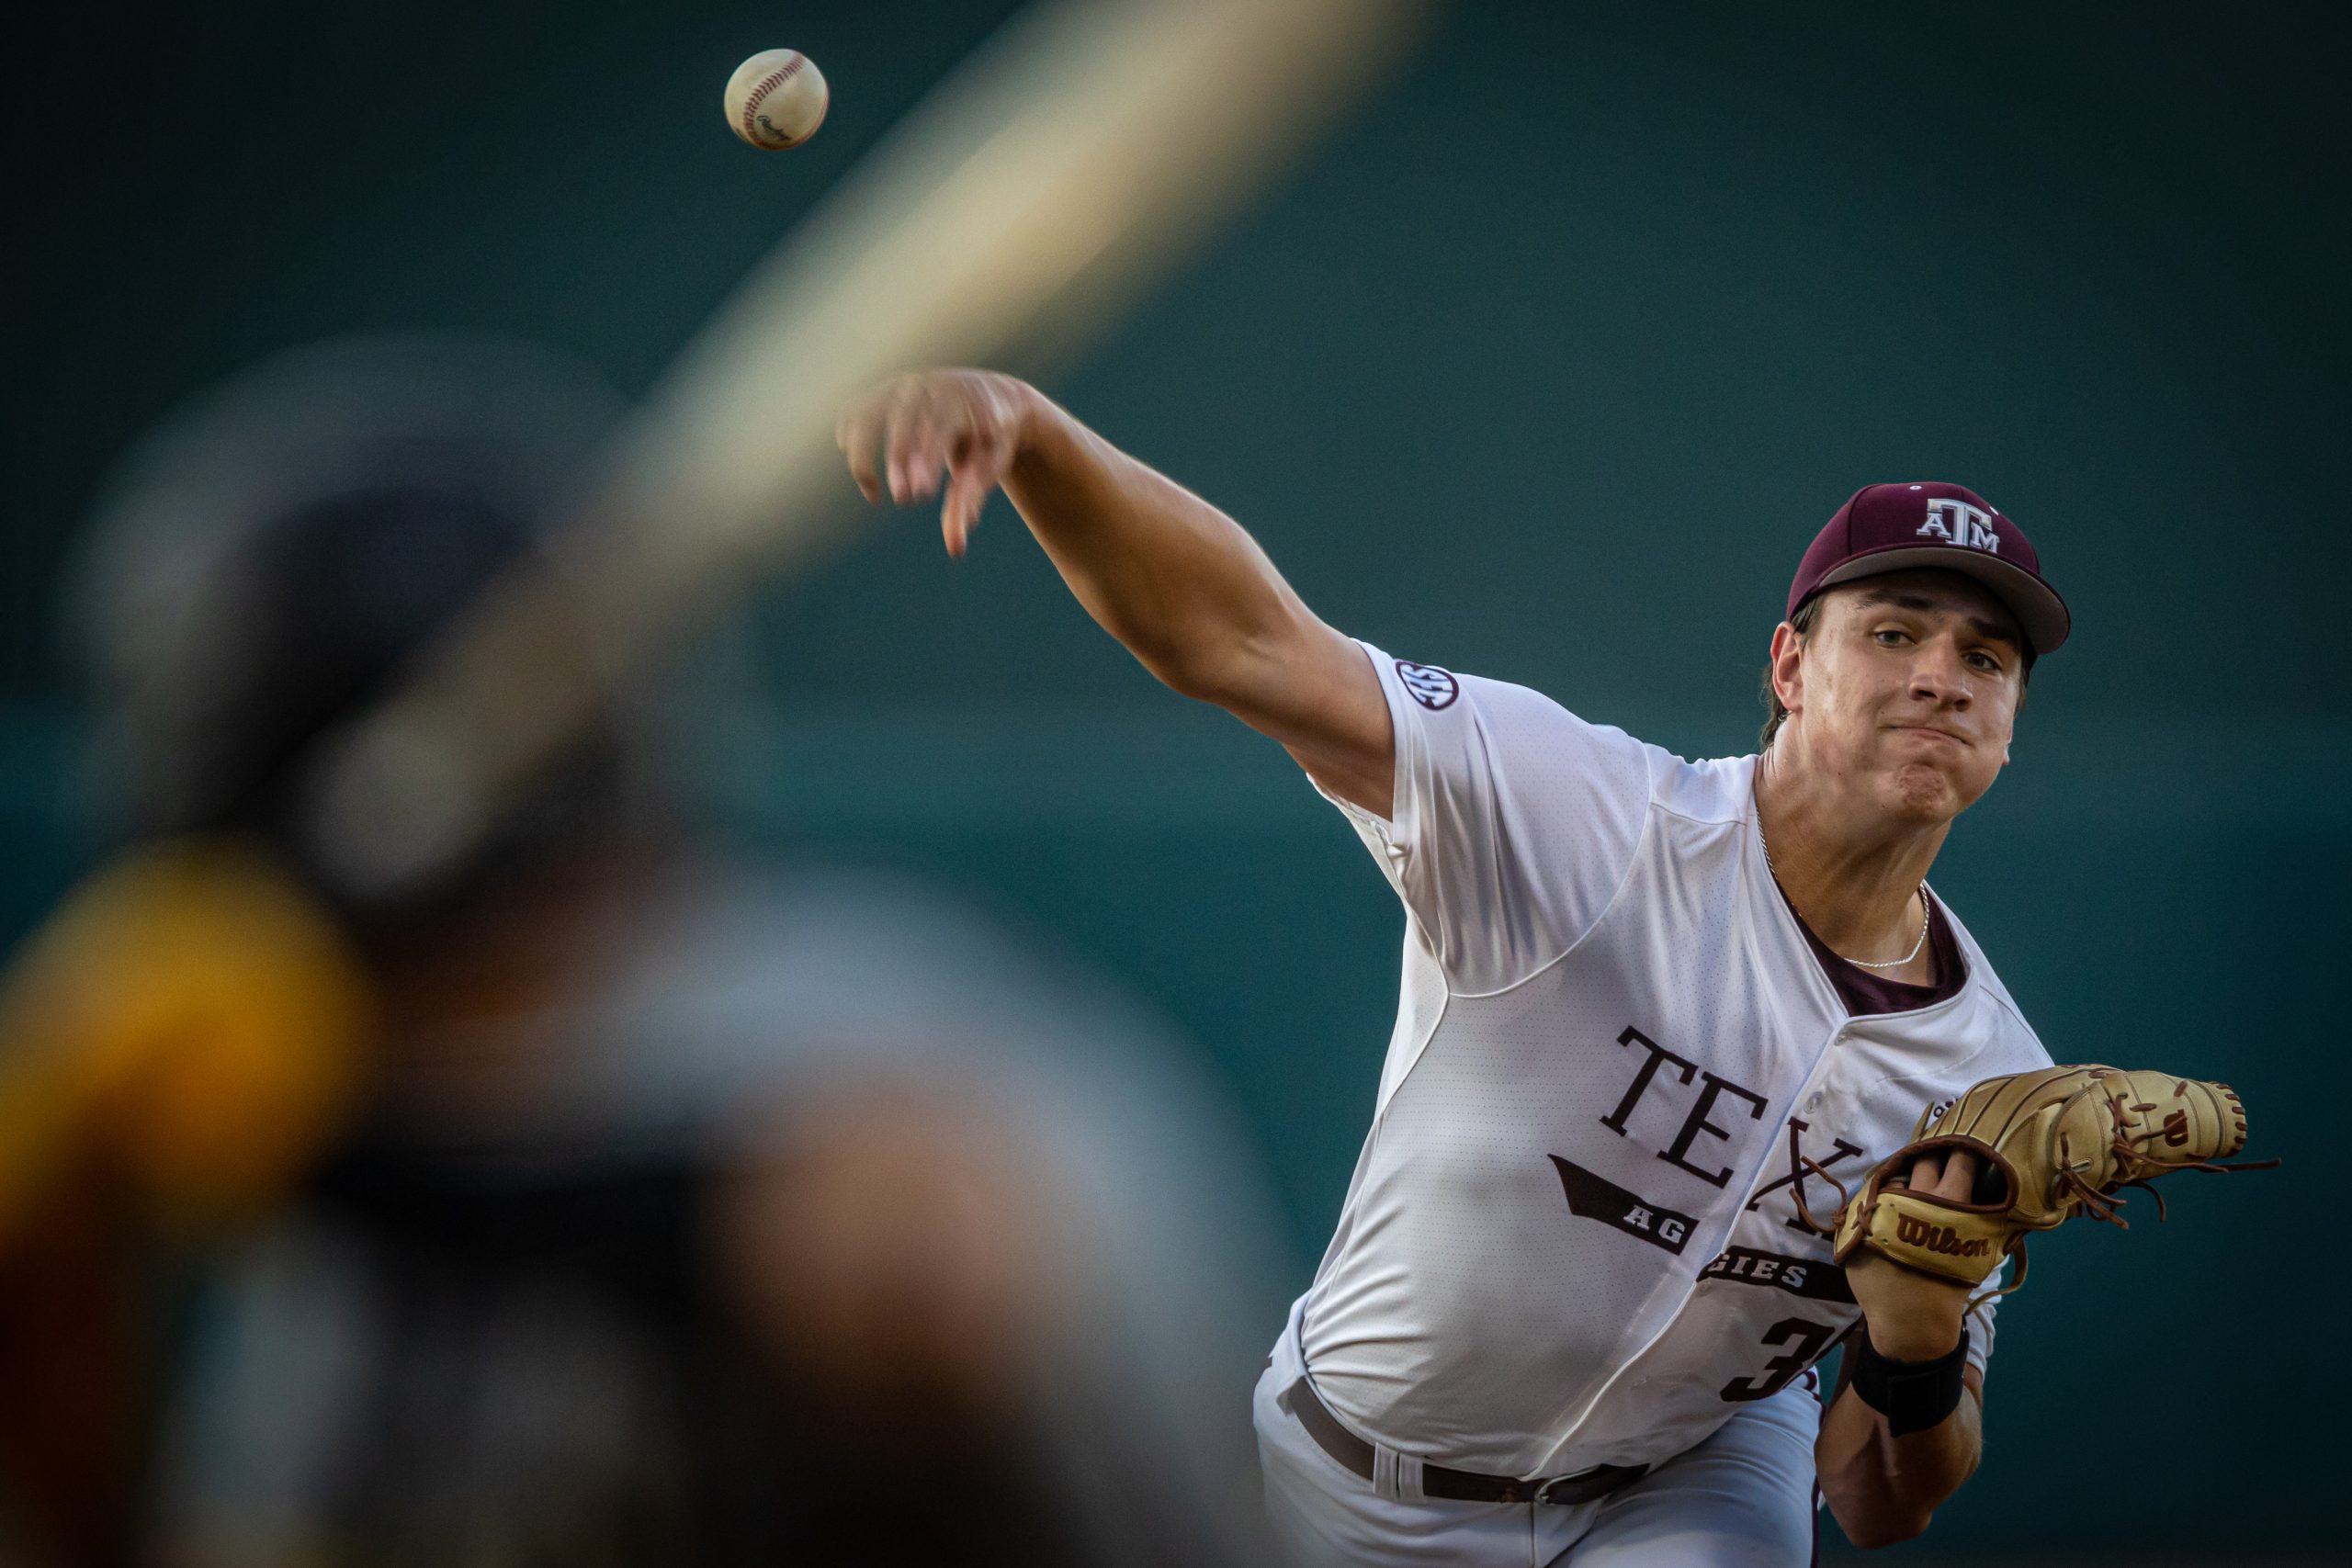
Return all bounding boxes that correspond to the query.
[1891,1215,1992,1258]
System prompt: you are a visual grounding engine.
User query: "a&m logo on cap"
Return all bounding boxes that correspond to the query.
[1916,496,2001,553]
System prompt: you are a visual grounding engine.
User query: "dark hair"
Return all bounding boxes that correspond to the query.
[1758,590,2036,750]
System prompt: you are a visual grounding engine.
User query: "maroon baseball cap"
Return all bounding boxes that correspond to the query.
[1787,482,2070,654]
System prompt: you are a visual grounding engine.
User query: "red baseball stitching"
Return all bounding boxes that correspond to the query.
[741,54,806,144]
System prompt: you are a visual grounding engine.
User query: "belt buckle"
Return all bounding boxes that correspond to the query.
[1534,1467,1602,1506]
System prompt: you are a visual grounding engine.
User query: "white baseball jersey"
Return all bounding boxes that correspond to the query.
[1297,644,2052,1480]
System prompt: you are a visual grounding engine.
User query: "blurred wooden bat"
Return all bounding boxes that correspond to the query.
[304,0,1423,898]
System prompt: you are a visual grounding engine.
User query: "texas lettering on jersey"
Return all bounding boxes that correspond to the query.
[1555,1020,1863,1305]
[1544,1017,1876,1406]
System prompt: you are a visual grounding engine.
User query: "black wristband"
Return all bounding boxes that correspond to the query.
[1848,1329,1969,1438]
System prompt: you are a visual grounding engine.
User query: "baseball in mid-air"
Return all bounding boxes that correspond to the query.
[724,49,829,150]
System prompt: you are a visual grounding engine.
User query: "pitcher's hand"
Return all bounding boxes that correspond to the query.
[837,369,1040,558]
[1845,1146,1981,1359]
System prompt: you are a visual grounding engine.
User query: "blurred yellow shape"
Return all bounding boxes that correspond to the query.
[0,839,374,1247]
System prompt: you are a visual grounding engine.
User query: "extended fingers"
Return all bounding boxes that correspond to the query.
[837,376,945,503]
[941,429,1009,558]
[883,380,944,503]
[837,396,888,503]
[838,372,1018,556]
[895,380,994,504]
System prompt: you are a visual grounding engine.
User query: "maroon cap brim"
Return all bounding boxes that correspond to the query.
[1812,541,2071,655]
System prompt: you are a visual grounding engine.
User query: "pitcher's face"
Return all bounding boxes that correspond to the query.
[1775,570,2026,824]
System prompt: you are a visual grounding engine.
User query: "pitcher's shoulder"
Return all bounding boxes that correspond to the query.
[1647,750,1759,828]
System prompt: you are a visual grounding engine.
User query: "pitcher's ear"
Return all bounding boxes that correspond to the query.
[1768,620,1806,711]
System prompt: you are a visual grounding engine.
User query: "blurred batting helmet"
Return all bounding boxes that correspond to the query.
[68,335,647,923]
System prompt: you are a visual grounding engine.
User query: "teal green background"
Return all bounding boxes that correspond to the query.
[13,4,2347,1557]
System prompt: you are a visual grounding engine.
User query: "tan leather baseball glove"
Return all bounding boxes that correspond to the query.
[1829,1066,2270,1300]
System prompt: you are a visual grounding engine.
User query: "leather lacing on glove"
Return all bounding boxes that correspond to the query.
[2086,1077,2278,1219]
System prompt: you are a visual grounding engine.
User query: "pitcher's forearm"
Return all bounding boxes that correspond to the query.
[1815,1373,1981,1549]
[1001,393,1315,702]
[837,368,1393,808]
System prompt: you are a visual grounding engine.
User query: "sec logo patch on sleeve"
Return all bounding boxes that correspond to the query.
[1396,660,1460,710]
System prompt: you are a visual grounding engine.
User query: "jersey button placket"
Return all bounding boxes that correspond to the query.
[1796,1027,1846,1113]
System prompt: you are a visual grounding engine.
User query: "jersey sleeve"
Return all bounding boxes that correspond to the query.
[1314,642,1655,994]
[1962,1264,2007,1379]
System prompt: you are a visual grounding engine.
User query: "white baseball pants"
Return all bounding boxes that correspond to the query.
[1254,1302,1823,1567]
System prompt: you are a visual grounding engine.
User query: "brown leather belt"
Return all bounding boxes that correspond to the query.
[1284,1374,1649,1506]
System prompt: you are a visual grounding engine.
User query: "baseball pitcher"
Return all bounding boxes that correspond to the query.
[837,370,2259,1564]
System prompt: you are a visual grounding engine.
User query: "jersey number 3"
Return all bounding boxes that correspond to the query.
[1720,1317,1837,1402]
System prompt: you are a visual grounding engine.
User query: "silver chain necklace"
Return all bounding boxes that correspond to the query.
[1758,824,1930,971]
